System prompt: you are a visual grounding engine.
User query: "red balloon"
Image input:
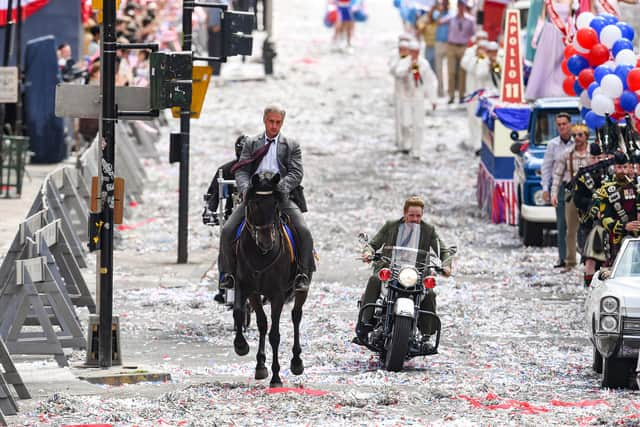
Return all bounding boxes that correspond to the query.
[576,27,599,50]
[614,98,624,114]
[563,76,577,96]
[561,58,571,76]
[588,43,610,67]
[636,57,640,68]
[564,44,578,59]
[627,68,640,92]
[612,111,625,120]
[578,68,595,89]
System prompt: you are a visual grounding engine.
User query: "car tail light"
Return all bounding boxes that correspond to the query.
[378,268,392,282]
[423,276,436,289]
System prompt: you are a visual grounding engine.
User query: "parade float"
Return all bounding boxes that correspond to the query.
[476,8,529,226]
[477,7,640,242]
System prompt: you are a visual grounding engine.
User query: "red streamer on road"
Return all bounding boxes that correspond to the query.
[459,394,613,415]
[550,399,610,407]
[117,218,157,231]
[458,394,549,414]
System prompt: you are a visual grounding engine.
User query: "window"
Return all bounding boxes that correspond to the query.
[532,109,581,145]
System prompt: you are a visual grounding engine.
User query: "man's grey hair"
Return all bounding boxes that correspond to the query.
[263,104,286,119]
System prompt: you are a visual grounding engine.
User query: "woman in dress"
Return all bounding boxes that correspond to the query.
[524,0,573,100]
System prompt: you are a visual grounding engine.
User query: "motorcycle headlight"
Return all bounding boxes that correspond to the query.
[601,296,619,314]
[533,190,545,206]
[398,267,418,288]
[600,315,619,332]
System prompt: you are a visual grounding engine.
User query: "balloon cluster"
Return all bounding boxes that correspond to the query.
[562,12,640,130]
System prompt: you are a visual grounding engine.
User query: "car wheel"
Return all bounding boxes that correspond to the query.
[592,344,603,374]
[522,218,543,246]
[602,357,634,389]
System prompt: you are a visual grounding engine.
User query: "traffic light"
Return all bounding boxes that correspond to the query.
[149,52,193,110]
[221,10,254,57]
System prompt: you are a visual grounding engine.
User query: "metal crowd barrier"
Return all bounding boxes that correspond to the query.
[0,117,164,417]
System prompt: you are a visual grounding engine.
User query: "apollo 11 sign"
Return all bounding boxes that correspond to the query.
[499,10,524,104]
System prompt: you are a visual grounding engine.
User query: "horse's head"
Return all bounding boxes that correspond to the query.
[244,172,283,253]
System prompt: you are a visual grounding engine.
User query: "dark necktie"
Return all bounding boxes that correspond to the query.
[231,138,275,174]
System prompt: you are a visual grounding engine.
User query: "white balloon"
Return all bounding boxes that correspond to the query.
[615,49,637,66]
[580,90,592,108]
[592,94,615,115]
[576,12,595,29]
[592,87,603,98]
[573,38,590,54]
[635,102,640,119]
[604,60,617,69]
[600,24,623,49]
[600,74,624,98]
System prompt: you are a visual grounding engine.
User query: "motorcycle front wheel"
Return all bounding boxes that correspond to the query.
[384,316,412,372]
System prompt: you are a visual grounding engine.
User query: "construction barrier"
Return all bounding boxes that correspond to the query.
[0,117,164,413]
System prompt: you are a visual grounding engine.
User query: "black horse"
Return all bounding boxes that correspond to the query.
[232,172,308,387]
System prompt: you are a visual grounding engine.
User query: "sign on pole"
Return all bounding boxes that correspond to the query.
[499,10,524,104]
[0,67,18,104]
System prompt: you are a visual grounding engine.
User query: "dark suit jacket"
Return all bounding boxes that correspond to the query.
[368,218,449,271]
[205,159,237,212]
[235,132,304,198]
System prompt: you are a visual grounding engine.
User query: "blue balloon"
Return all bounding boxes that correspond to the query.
[594,66,613,84]
[615,65,633,90]
[353,10,368,22]
[617,22,635,42]
[581,107,591,119]
[620,90,639,112]
[587,81,600,98]
[590,16,608,35]
[574,80,584,95]
[612,38,633,57]
[567,55,589,76]
[393,0,401,8]
[585,111,606,129]
[600,13,618,26]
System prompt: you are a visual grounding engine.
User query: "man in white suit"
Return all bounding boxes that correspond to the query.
[391,39,438,157]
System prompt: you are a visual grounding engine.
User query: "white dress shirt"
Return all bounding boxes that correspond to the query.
[541,135,574,193]
[255,134,280,175]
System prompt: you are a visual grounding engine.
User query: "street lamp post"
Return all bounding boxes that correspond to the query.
[98,0,117,367]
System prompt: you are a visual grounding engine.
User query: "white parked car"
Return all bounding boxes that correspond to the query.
[585,237,640,389]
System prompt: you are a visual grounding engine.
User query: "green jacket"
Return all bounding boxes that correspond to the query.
[368,218,450,271]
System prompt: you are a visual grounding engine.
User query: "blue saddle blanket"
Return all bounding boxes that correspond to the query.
[235,220,297,255]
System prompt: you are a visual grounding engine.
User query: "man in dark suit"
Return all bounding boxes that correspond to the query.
[202,134,248,225]
[356,196,451,345]
[219,105,314,292]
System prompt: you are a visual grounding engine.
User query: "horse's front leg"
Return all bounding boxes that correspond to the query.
[290,290,308,375]
[268,297,284,387]
[250,294,269,380]
[233,287,250,356]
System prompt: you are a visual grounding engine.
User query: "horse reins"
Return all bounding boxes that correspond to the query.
[244,191,279,253]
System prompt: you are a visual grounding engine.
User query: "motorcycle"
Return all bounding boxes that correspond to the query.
[356,233,456,372]
[201,171,251,330]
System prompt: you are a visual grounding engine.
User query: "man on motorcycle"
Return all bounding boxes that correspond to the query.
[202,135,247,304]
[355,196,451,348]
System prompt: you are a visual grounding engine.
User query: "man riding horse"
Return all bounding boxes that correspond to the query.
[218,104,315,293]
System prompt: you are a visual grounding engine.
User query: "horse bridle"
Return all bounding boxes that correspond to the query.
[244,190,279,254]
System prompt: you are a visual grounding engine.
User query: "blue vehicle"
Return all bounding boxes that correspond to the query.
[512,97,581,246]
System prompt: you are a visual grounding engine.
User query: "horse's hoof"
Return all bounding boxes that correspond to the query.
[234,340,250,356]
[255,366,269,380]
[290,360,304,376]
[270,381,283,388]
